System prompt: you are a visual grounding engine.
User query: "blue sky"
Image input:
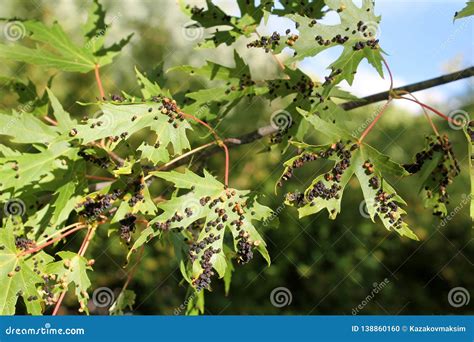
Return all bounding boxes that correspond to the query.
[371,0,472,85]
[257,0,473,110]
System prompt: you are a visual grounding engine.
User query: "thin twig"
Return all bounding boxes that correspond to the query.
[36,223,84,246]
[93,141,125,165]
[19,225,86,257]
[94,64,105,99]
[43,116,58,126]
[358,99,392,143]
[120,246,145,294]
[85,175,116,181]
[342,66,474,110]
[400,97,462,126]
[154,141,216,172]
[381,55,394,92]
[52,292,66,316]
[180,111,230,187]
[403,92,440,136]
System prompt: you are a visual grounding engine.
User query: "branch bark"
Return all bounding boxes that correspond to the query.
[342,66,474,110]
[158,66,474,171]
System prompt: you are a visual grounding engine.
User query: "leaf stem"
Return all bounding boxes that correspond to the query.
[93,141,125,165]
[381,55,394,92]
[155,141,216,172]
[94,64,105,99]
[18,225,86,257]
[358,99,392,144]
[36,223,84,246]
[402,92,440,136]
[78,227,94,256]
[120,246,144,295]
[400,96,462,126]
[179,111,230,187]
[52,292,66,316]
[43,116,58,126]
[85,175,116,181]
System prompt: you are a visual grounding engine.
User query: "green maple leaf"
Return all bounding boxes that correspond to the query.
[135,67,172,99]
[46,88,76,132]
[50,160,87,227]
[0,219,53,315]
[109,289,136,315]
[0,110,59,145]
[455,1,474,20]
[185,288,205,315]
[69,102,191,164]
[0,142,76,192]
[45,251,92,314]
[276,0,383,86]
[352,149,418,240]
[171,51,267,117]
[272,0,325,18]
[142,169,272,290]
[280,110,416,240]
[403,135,460,218]
[0,76,50,116]
[0,0,132,73]
[179,0,273,48]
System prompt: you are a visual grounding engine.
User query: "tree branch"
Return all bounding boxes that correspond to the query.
[159,66,474,171]
[342,66,474,110]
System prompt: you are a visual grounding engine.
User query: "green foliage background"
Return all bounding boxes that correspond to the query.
[0,0,472,315]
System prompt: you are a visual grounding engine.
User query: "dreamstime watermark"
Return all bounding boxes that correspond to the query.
[0,118,15,135]
[358,20,381,40]
[3,198,26,217]
[270,110,292,131]
[5,322,85,336]
[3,21,26,41]
[181,197,203,219]
[195,104,209,117]
[92,287,115,308]
[352,278,390,315]
[181,21,204,41]
[438,15,472,52]
[18,101,35,113]
[174,290,201,315]
[447,109,470,130]
[358,199,375,219]
[270,287,292,308]
[448,287,470,308]
[438,194,472,228]
[91,109,115,130]
[84,12,122,50]
[351,103,385,137]
[263,203,285,226]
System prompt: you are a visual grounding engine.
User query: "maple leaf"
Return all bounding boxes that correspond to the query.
[0,219,53,315]
[135,169,273,290]
[265,0,384,90]
[455,1,474,20]
[45,251,93,314]
[0,0,132,73]
[279,110,417,240]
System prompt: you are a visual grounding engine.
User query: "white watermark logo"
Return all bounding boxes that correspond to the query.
[448,287,470,308]
[3,21,26,41]
[270,287,292,308]
[92,287,114,308]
